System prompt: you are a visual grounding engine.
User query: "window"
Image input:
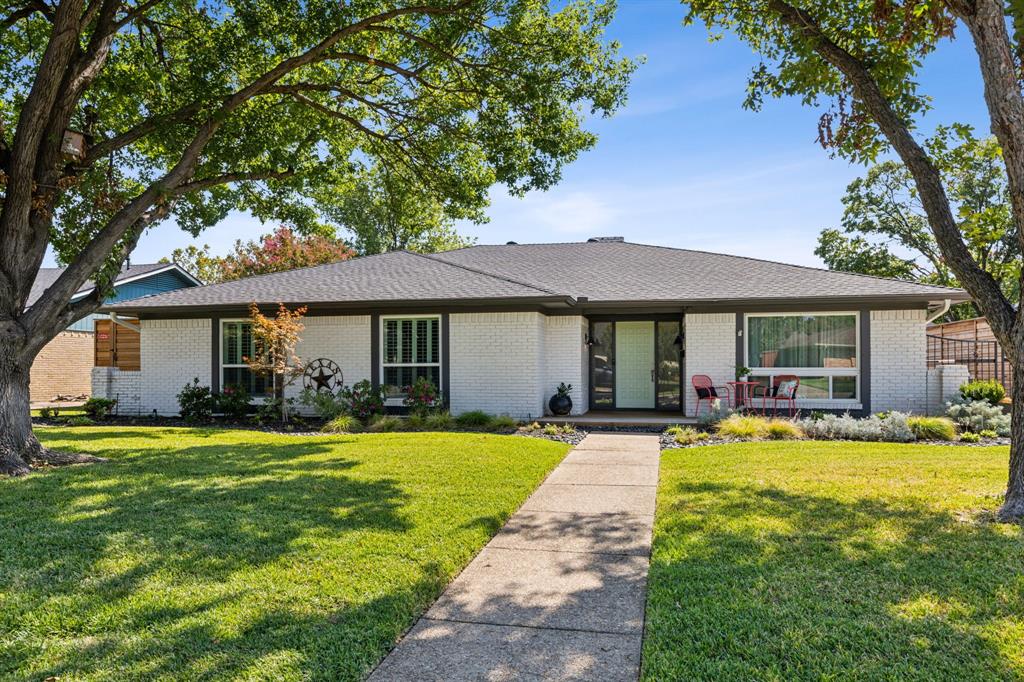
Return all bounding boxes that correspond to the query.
[221,321,269,397]
[381,316,440,400]
[745,313,859,401]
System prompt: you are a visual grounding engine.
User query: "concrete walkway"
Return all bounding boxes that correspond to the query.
[369,432,661,681]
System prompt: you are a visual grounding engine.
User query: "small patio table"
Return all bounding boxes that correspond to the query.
[726,380,760,411]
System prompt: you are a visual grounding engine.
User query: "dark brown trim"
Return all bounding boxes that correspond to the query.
[370,313,380,393]
[441,313,451,407]
[735,312,744,375]
[860,308,871,415]
[587,317,684,414]
[210,315,220,393]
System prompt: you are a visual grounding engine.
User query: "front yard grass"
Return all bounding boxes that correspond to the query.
[0,427,568,681]
[644,441,1024,681]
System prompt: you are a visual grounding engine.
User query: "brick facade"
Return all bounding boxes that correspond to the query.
[91,367,142,415]
[285,315,372,408]
[30,330,93,402]
[870,308,928,413]
[684,313,735,417]
[140,318,211,416]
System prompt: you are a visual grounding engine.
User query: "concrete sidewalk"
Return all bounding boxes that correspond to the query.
[369,432,661,681]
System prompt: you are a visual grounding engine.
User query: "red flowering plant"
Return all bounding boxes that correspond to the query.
[403,376,441,417]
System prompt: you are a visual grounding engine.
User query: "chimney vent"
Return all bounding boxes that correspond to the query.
[587,236,624,243]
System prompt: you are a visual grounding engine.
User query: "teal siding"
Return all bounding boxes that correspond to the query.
[65,269,196,333]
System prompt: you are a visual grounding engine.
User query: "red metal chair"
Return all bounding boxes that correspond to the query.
[753,375,800,417]
[691,375,731,416]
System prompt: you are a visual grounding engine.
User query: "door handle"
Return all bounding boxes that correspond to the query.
[651,369,655,382]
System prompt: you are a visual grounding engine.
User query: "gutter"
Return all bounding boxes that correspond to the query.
[925,299,952,325]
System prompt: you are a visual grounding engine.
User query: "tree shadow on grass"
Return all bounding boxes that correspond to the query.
[643,480,1024,680]
[0,435,443,681]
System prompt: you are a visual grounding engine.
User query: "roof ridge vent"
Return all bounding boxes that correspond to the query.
[587,236,624,243]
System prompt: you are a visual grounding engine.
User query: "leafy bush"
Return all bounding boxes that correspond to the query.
[906,416,956,441]
[960,431,981,443]
[177,378,214,423]
[489,415,518,431]
[946,398,1011,436]
[455,410,493,429]
[698,404,734,428]
[37,406,55,419]
[799,411,915,442]
[555,382,572,397]
[542,423,561,436]
[366,414,405,432]
[254,397,296,424]
[717,414,769,439]
[215,384,251,419]
[403,377,442,416]
[299,388,347,420]
[322,414,362,434]
[979,429,999,439]
[341,380,386,420]
[424,412,455,431]
[64,415,95,427]
[83,397,117,420]
[765,419,804,440]
[668,425,709,445]
[959,379,1005,405]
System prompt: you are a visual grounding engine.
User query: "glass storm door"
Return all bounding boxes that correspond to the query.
[615,321,656,408]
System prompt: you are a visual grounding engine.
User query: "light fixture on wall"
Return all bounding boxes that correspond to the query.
[673,333,684,348]
[584,334,596,347]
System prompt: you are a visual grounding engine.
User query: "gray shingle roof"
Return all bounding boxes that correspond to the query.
[28,263,180,307]
[104,241,968,313]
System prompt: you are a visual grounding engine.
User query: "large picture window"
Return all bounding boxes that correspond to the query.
[745,313,859,401]
[381,316,441,400]
[221,321,269,397]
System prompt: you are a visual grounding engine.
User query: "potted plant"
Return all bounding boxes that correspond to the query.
[736,365,751,381]
[548,382,573,416]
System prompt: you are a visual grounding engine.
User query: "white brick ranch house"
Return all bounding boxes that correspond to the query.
[95,238,970,420]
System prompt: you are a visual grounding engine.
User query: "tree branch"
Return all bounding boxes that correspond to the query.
[172,168,296,195]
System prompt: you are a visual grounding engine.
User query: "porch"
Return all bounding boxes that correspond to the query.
[541,410,696,428]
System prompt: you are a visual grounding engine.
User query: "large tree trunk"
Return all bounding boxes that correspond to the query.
[0,347,104,476]
[1001,362,1024,522]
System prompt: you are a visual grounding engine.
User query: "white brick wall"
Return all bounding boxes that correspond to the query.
[870,308,927,413]
[285,315,372,407]
[449,312,546,419]
[544,315,588,415]
[685,313,735,416]
[91,367,142,415]
[140,318,211,415]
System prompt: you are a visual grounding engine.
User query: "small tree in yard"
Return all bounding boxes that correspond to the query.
[245,303,306,423]
[685,0,1024,521]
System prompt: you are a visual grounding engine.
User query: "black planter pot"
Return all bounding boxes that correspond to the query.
[548,393,572,416]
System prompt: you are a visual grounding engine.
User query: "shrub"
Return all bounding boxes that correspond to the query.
[979,429,999,439]
[176,378,214,423]
[455,410,493,429]
[38,406,55,419]
[403,377,442,417]
[489,415,518,432]
[765,419,804,440]
[670,426,709,445]
[341,380,386,420]
[255,397,296,424]
[906,416,956,441]
[542,423,561,436]
[946,398,1011,436]
[299,388,347,420]
[215,384,251,419]
[424,412,455,431]
[366,414,405,432]
[83,397,117,420]
[960,431,981,443]
[406,414,426,431]
[959,379,1005,405]
[322,414,362,434]
[717,414,769,439]
[799,411,915,442]
[698,404,734,428]
[64,415,95,427]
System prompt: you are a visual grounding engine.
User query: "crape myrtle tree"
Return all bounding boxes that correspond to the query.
[0,0,633,475]
[684,0,1024,521]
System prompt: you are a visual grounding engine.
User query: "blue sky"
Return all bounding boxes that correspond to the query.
[59,1,993,269]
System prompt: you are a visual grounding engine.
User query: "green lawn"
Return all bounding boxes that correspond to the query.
[0,427,568,681]
[644,442,1024,681]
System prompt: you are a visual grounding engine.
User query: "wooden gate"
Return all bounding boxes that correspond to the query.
[94,318,140,371]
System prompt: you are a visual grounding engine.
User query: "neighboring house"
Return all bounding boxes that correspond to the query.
[97,238,970,419]
[28,263,201,403]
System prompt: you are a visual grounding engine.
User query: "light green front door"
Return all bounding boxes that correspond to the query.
[615,321,655,408]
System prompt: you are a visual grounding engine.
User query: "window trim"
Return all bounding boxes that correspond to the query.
[379,314,443,406]
[219,318,270,400]
[743,311,860,403]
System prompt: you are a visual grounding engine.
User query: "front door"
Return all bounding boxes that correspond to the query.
[615,321,656,408]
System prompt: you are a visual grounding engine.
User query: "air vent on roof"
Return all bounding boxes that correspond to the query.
[587,236,624,243]
[506,241,518,245]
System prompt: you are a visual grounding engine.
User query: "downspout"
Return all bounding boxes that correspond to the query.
[108,312,141,332]
[924,299,952,414]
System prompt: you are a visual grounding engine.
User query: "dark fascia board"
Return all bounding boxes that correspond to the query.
[106,292,965,319]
